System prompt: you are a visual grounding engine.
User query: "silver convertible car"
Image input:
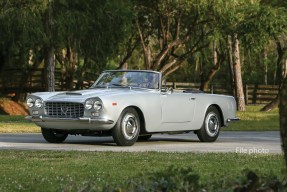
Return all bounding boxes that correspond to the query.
[26,70,239,146]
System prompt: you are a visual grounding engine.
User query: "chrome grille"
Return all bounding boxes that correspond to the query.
[45,102,84,118]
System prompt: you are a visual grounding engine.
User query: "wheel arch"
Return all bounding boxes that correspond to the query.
[124,105,146,133]
[209,104,224,127]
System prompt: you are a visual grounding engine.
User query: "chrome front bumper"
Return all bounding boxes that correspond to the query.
[25,115,114,124]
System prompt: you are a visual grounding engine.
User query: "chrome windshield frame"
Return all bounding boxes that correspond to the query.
[91,70,162,91]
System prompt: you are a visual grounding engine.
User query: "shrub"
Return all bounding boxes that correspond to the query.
[101,166,287,192]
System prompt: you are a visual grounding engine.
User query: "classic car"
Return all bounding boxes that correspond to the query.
[26,70,239,146]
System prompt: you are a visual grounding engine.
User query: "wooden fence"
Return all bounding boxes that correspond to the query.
[167,82,278,105]
[0,68,278,104]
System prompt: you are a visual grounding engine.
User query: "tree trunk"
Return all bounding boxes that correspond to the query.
[260,96,279,112]
[227,35,235,94]
[65,45,77,90]
[144,45,152,70]
[136,18,152,70]
[44,0,55,92]
[44,46,55,92]
[263,48,268,85]
[261,42,287,112]
[233,34,245,111]
[117,37,139,70]
[200,41,220,92]
[75,57,87,90]
[13,50,43,101]
[0,51,5,73]
[279,76,287,173]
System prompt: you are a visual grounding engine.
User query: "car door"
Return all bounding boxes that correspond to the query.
[160,92,196,123]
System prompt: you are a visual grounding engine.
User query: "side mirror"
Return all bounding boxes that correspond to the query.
[161,78,167,92]
[166,87,173,94]
[161,78,173,95]
[162,78,167,89]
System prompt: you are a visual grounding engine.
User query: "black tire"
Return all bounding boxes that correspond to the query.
[112,107,140,146]
[197,106,221,142]
[138,134,152,141]
[41,128,68,143]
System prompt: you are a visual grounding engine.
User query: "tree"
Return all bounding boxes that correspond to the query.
[217,0,285,111]
[199,41,226,92]
[134,0,214,76]
[0,0,133,96]
[44,0,55,92]
[260,37,287,112]
[280,76,287,173]
[193,0,262,111]
[0,0,47,99]
[53,0,133,89]
[212,0,260,111]
[254,5,287,111]
[232,33,245,111]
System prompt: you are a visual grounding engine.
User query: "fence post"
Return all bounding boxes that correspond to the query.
[172,82,177,89]
[210,84,214,94]
[245,84,249,105]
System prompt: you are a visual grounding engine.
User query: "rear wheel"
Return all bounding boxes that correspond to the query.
[197,106,221,142]
[112,107,140,146]
[41,128,68,143]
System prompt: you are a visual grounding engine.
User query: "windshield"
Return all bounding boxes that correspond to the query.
[91,71,160,90]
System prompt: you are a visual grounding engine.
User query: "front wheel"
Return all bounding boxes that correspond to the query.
[197,106,221,142]
[112,107,140,146]
[41,128,68,143]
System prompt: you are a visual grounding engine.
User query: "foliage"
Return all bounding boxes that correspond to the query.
[131,166,201,191]
[0,0,133,93]
[53,0,133,66]
[0,151,284,191]
[1,0,287,91]
[167,0,287,87]
[120,166,286,192]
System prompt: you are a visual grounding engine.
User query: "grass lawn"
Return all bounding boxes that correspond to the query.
[0,106,284,191]
[0,151,284,191]
[227,105,279,131]
[0,115,39,133]
[0,105,279,133]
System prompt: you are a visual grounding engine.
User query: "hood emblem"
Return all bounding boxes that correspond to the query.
[61,106,70,115]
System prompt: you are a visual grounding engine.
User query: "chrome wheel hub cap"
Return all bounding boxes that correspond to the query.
[122,114,138,140]
[205,112,219,137]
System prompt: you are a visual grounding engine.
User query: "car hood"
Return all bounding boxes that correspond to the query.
[43,88,132,103]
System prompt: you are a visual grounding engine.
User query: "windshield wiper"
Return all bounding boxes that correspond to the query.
[111,83,124,87]
[90,85,108,89]
[110,83,131,89]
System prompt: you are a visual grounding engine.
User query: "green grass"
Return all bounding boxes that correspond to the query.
[0,115,39,133]
[0,115,27,122]
[226,105,279,131]
[0,151,284,191]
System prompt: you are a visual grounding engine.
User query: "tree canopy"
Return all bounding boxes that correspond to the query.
[0,0,287,102]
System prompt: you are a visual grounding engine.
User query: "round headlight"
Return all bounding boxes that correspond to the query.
[35,99,43,108]
[85,99,93,110]
[26,98,34,108]
[93,101,103,111]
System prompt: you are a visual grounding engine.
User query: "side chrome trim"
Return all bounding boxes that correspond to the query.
[25,116,114,124]
[227,117,240,122]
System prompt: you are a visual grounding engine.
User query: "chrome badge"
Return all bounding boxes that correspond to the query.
[61,105,70,115]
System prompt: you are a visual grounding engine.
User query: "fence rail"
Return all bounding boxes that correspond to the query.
[167,82,278,105]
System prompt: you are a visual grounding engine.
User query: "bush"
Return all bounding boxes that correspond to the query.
[101,166,287,192]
